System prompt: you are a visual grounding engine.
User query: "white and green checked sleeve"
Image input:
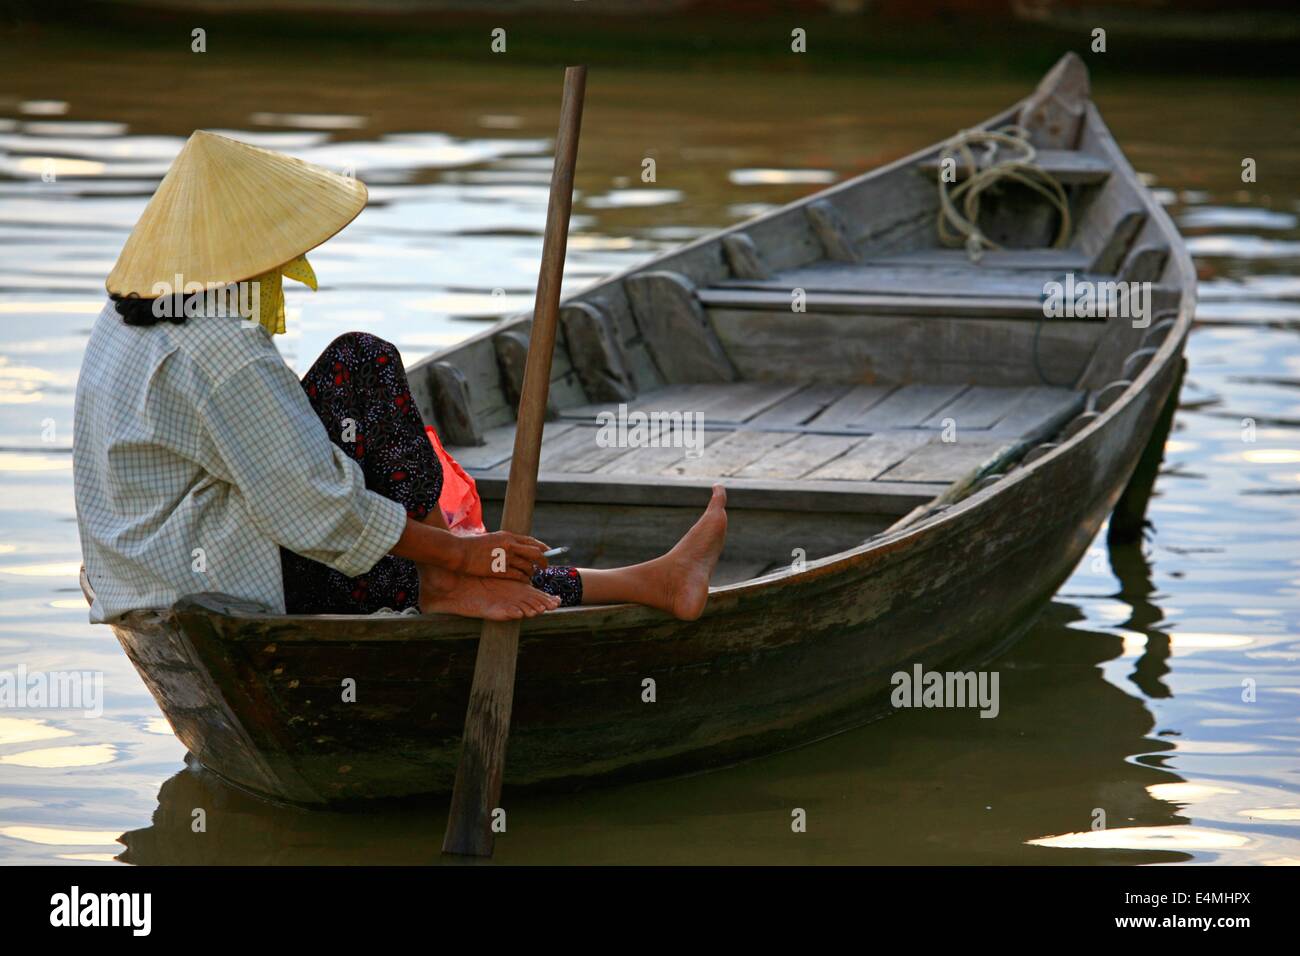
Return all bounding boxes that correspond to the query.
[199,355,408,579]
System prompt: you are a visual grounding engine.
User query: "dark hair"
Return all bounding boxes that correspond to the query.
[111,294,191,327]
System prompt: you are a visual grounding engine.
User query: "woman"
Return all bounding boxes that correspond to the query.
[74,130,726,624]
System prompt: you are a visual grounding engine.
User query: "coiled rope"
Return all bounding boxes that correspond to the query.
[936,125,1072,263]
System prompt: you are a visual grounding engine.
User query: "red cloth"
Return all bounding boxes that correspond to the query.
[425,426,486,535]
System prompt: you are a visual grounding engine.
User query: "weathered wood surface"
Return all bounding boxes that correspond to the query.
[665,428,792,478]
[448,420,576,471]
[624,271,738,383]
[1089,210,1148,274]
[721,232,768,280]
[544,381,1081,436]
[1077,303,1179,392]
[712,264,1180,322]
[472,471,947,515]
[1120,245,1170,283]
[494,327,560,421]
[1059,410,1099,441]
[1022,442,1058,465]
[916,148,1110,185]
[1142,317,1178,350]
[846,384,966,430]
[696,381,805,423]
[1093,379,1132,413]
[418,329,588,438]
[559,301,636,402]
[860,247,1093,271]
[749,384,852,426]
[987,387,1087,438]
[709,309,1102,387]
[1017,50,1090,149]
[428,361,483,447]
[596,432,720,476]
[1073,102,1162,266]
[882,437,1011,482]
[715,262,1062,299]
[1121,347,1159,382]
[805,199,859,262]
[560,381,804,426]
[805,430,932,481]
[697,287,1065,320]
[731,433,860,480]
[454,382,1084,504]
[563,382,718,421]
[921,385,1032,429]
[535,424,630,473]
[809,384,895,430]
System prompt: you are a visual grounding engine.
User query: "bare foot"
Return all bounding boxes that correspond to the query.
[418,562,560,621]
[647,484,728,621]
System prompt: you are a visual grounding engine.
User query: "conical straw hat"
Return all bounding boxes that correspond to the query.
[107,130,367,297]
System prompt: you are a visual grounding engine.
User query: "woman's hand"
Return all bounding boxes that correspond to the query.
[453,531,550,581]
[390,519,550,581]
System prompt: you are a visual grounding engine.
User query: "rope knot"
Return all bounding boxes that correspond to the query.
[935,125,1071,263]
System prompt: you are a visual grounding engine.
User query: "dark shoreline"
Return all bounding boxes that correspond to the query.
[5,1,1299,76]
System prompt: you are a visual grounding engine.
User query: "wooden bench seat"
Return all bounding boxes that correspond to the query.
[698,287,1060,320]
[713,261,1095,300]
[702,266,1175,325]
[856,247,1094,271]
[471,471,949,517]
[916,148,1112,186]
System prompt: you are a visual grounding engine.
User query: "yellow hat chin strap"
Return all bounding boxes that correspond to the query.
[245,255,317,335]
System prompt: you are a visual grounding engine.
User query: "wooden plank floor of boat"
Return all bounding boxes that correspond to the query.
[449,381,1085,522]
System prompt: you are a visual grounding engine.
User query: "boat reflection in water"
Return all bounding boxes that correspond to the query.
[118,541,1191,866]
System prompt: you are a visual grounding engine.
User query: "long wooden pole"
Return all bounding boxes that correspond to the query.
[442,65,587,858]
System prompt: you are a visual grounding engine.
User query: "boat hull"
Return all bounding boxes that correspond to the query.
[110,334,1185,805]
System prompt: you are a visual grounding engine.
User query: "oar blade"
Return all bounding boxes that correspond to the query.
[441,618,521,856]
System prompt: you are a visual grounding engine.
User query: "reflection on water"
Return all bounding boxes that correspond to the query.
[0,717,72,746]
[0,744,117,769]
[0,825,122,847]
[1110,539,1174,699]
[1028,826,1250,853]
[0,45,1297,864]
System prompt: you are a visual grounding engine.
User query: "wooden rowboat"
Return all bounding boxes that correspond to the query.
[91,53,1193,806]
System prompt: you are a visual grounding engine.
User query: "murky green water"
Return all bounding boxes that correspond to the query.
[1,46,1297,865]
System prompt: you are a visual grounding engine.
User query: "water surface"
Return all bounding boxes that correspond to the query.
[0,49,1297,865]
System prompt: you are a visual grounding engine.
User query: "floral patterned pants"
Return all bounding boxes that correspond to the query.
[281,332,583,614]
